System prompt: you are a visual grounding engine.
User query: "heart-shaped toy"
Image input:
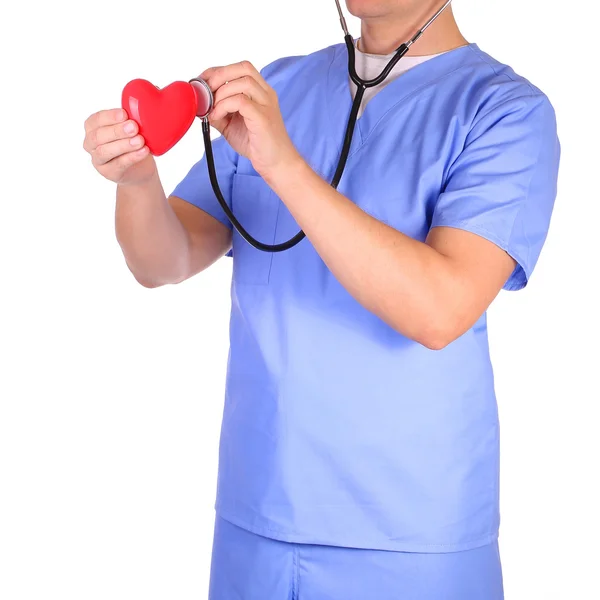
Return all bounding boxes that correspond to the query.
[122,78,212,156]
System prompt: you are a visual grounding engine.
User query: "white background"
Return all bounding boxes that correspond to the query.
[1,0,598,598]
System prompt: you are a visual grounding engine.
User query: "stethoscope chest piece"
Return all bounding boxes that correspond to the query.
[189,77,214,119]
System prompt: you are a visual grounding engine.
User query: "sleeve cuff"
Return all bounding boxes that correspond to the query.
[429,218,530,291]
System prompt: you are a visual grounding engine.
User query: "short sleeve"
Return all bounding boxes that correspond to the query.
[169,135,239,257]
[431,94,561,291]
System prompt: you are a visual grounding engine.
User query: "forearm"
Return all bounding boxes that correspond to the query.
[115,171,191,287]
[265,158,470,348]
[193,59,515,347]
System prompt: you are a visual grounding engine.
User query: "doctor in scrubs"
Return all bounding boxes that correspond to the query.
[83,0,560,598]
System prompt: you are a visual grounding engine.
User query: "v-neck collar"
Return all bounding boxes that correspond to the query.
[326,42,482,158]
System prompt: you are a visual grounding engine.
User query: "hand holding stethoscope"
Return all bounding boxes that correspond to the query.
[199,62,301,183]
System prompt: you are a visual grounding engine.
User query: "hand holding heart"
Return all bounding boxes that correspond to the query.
[83,108,155,186]
[201,61,302,181]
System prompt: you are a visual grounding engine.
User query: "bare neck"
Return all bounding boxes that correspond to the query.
[359,8,468,56]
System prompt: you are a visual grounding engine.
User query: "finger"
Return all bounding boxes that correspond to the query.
[213,75,270,107]
[198,66,221,81]
[207,114,232,136]
[103,145,150,176]
[201,61,270,94]
[84,108,127,134]
[208,115,231,135]
[84,119,139,152]
[209,94,262,124]
[92,134,146,166]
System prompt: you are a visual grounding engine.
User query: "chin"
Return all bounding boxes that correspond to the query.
[345,0,389,18]
[345,0,419,19]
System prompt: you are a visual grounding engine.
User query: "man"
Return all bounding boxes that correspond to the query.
[83,0,560,597]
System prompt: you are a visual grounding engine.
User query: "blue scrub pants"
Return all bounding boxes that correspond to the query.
[209,516,504,599]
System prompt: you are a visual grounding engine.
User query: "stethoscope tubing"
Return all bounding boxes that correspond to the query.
[202,0,453,253]
[201,80,367,253]
[201,44,394,254]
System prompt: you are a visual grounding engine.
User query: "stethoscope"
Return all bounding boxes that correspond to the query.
[193,0,454,253]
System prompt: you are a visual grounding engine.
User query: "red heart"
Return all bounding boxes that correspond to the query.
[122,79,198,156]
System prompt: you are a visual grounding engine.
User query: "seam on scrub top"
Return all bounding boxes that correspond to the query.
[430,218,528,290]
[430,219,514,263]
[439,90,546,193]
[467,44,540,96]
[437,93,549,289]
[503,99,549,286]
[385,531,499,548]
[326,44,364,159]
[346,63,478,160]
[467,44,503,77]
[467,93,546,139]
[267,189,283,283]
[215,508,499,550]
[490,421,501,534]
[175,191,231,231]
[431,218,510,250]
[325,44,342,156]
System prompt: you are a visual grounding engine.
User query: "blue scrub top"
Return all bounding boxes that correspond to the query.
[171,42,560,552]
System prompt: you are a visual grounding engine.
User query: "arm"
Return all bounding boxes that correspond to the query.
[264,158,516,349]
[83,108,232,289]
[115,171,231,288]
[201,62,542,350]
